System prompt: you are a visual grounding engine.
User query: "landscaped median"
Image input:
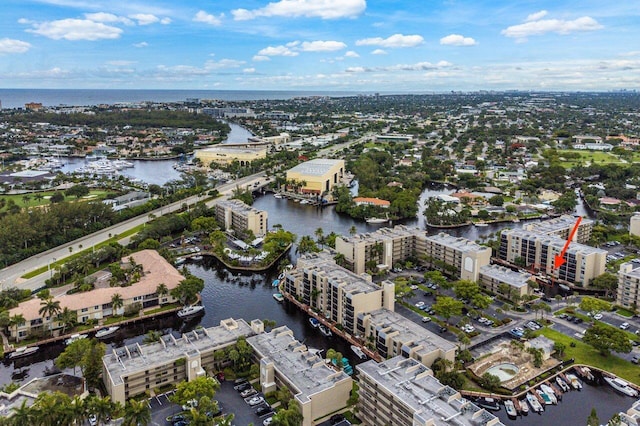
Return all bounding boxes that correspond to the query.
[535,328,640,386]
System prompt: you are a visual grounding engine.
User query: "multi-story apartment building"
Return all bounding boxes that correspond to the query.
[247,326,352,426]
[617,260,640,310]
[8,250,182,341]
[357,356,506,426]
[356,308,456,367]
[282,252,394,335]
[214,199,268,237]
[103,318,261,404]
[479,264,532,301]
[335,225,491,281]
[422,232,492,281]
[335,225,423,274]
[286,158,345,195]
[522,214,593,243]
[499,229,606,287]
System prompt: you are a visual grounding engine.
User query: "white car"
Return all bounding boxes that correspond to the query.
[422,316,431,323]
[415,301,425,308]
[240,388,257,398]
[88,414,97,426]
[263,417,273,426]
[247,396,265,406]
[621,322,631,330]
[593,313,603,320]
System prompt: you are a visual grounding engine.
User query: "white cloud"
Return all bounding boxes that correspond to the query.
[0,38,32,54]
[356,34,424,48]
[300,40,346,52]
[257,45,299,57]
[24,18,123,41]
[253,55,270,61]
[84,12,133,25]
[160,17,171,25]
[371,49,387,55]
[129,14,159,25]
[502,16,603,39]
[344,50,359,58]
[133,41,148,48]
[204,59,245,69]
[345,66,367,73]
[345,60,452,74]
[232,0,365,20]
[243,67,256,73]
[193,10,223,26]
[440,34,477,46]
[526,10,548,22]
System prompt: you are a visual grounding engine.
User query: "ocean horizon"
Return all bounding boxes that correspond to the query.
[0,88,365,109]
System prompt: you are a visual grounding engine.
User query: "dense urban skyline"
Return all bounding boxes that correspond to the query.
[1,0,639,91]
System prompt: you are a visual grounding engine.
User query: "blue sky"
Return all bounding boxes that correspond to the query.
[1,0,639,91]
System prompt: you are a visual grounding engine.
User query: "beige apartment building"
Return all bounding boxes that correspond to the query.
[630,214,640,238]
[335,225,423,274]
[357,308,456,367]
[335,226,491,281]
[286,158,345,195]
[8,250,182,341]
[103,318,260,404]
[282,252,394,335]
[195,143,267,166]
[247,327,352,426]
[479,264,532,301]
[214,199,268,237]
[522,214,593,243]
[499,229,606,287]
[617,260,640,310]
[357,356,506,426]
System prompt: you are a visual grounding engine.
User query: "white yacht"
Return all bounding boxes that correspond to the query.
[604,376,639,397]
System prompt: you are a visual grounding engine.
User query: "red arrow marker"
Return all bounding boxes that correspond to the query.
[554,216,582,269]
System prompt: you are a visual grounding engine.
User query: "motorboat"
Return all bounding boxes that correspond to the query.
[272,293,284,303]
[319,325,333,337]
[536,389,553,405]
[272,279,280,287]
[474,222,489,227]
[603,376,639,397]
[273,193,283,199]
[8,346,39,359]
[504,399,517,417]
[65,333,87,345]
[566,373,582,390]
[474,397,500,411]
[177,305,205,319]
[190,255,203,261]
[556,376,570,392]
[309,318,320,328]
[365,217,388,224]
[540,384,558,404]
[351,345,367,360]
[519,398,529,414]
[175,257,186,266]
[526,392,543,412]
[278,273,285,280]
[95,326,120,339]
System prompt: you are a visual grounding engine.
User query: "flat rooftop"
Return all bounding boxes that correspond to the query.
[620,260,640,278]
[426,232,490,254]
[247,327,351,404]
[525,215,593,235]
[217,199,264,215]
[365,308,457,355]
[295,252,380,295]
[103,318,254,386]
[357,356,505,426]
[340,225,421,244]
[479,264,531,288]
[287,158,343,176]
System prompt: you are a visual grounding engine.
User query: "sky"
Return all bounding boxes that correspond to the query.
[1,0,639,91]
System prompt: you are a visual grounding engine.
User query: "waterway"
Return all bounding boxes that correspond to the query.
[56,122,253,185]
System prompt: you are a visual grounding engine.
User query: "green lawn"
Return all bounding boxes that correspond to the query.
[536,328,640,386]
[616,307,635,318]
[557,150,623,168]
[0,190,109,210]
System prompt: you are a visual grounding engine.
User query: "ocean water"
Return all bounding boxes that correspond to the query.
[0,89,358,109]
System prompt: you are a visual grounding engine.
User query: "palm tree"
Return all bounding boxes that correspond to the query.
[58,307,76,335]
[11,400,33,426]
[111,293,124,317]
[143,330,162,344]
[122,399,150,426]
[9,313,25,342]
[38,297,61,336]
[87,396,116,425]
[70,395,88,425]
[315,227,324,247]
[156,283,168,302]
[349,225,357,237]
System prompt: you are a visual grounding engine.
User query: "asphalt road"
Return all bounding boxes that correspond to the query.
[0,171,265,292]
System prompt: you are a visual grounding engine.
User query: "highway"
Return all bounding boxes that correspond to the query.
[0,171,265,292]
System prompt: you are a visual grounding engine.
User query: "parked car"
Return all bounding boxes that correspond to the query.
[621,322,631,330]
[263,417,274,426]
[422,316,431,323]
[88,415,97,426]
[593,313,603,320]
[255,405,273,417]
[235,383,251,392]
[241,388,257,398]
[247,396,265,406]
[415,301,425,308]
[632,354,640,364]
